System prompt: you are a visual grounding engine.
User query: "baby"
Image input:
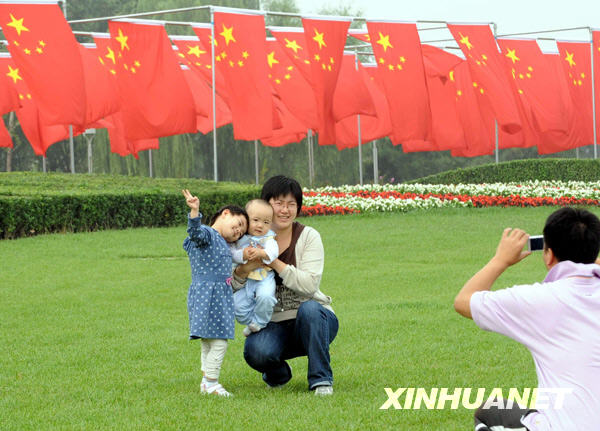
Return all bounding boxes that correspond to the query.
[231,199,279,336]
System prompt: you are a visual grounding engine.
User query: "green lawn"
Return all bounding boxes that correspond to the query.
[1,206,588,430]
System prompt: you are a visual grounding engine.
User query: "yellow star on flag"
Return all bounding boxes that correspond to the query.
[105,47,116,64]
[220,24,236,46]
[187,45,205,58]
[39,40,45,47]
[6,13,29,36]
[458,33,473,50]
[115,28,129,51]
[376,32,393,52]
[505,49,520,64]
[6,65,22,84]
[313,29,326,49]
[134,60,141,67]
[564,51,576,67]
[285,38,302,54]
[267,51,279,68]
[36,47,42,54]
[242,51,249,59]
[23,48,31,55]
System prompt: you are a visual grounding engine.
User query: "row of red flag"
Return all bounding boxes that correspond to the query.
[1,2,600,158]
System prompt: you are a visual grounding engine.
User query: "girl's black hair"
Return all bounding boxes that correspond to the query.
[209,205,249,230]
[260,175,303,216]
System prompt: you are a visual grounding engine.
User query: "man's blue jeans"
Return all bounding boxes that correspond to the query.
[243,300,339,390]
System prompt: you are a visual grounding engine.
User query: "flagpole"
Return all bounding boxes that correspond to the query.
[373,140,379,184]
[354,52,363,185]
[210,7,218,182]
[495,120,499,164]
[69,125,75,174]
[62,0,76,174]
[148,149,153,178]
[84,128,95,174]
[493,22,500,164]
[590,31,597,159]
[307,129,314,187]
[254,140,259,185]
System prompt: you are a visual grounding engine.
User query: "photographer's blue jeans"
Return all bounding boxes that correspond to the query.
[243,300,339,390]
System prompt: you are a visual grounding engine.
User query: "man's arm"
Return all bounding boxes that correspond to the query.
[454,228,531,319]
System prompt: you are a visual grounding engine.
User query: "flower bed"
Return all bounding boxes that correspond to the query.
[300,181,600,216]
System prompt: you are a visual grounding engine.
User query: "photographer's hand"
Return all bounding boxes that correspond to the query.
[454,228,531,319]
[492,228,531,267]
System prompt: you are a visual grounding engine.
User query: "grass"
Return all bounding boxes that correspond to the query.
[1,206,591,430]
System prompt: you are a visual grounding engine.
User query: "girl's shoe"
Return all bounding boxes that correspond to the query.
[201,382,232,397]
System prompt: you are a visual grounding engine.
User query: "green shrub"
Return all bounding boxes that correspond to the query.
[0,173,260,239]
[408,159,600,184]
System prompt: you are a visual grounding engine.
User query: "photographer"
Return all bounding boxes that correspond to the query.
[454,207,600,431]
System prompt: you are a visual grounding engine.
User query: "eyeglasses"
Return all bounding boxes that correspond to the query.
[271,200,298,211]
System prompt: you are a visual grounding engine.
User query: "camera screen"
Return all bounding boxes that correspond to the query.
[529,236,544,251]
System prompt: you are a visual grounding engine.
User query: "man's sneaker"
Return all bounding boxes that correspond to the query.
[201,382,232,397]
[314,385,333,396]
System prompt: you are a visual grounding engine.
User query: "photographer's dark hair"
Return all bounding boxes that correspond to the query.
[543,207,600,264]
[210,205,248,229]
[261,175,303,216]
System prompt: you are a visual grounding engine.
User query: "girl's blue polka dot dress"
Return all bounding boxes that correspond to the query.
[183,214,234,340]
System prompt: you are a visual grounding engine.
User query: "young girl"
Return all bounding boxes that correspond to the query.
[181,189,248,397]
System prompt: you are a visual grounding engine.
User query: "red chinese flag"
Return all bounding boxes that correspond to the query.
[333,54,376,122]
[0,117,13,148]
[367,21,432,150]
[497,38,567,139]
[80,43,120,127]
[107,20,196,140]
[334,63,392,150]
[92,34,142,155]
[266,39,317,130]
[347,30,371,43]
[302,17,351,145]
[592,31,600,144]
[450,62,495,157]
[535,53,586,153]
[172,33,229,100]
[556,41,593,146]
[213,12,273,140]
[260,97,307,147]
[270,27,313,84]
[94,114,159,158]
[0,1,86,126]
[0,56,19,114]
[422,46,466,151]
[448,24,522,134]
[0,53,70,155]
[182,66,232,134]
[171,35,211,82]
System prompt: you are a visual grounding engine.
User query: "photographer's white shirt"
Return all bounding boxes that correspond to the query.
[471,261,600,431]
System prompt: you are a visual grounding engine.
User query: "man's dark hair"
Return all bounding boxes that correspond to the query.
[543,207,600,263]
[261,175,303,216]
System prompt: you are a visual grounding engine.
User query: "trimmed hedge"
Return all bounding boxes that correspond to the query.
[0,172,260,239]
[408,159,600,184]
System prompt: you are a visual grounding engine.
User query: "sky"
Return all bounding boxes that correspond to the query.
[294,0,599,52]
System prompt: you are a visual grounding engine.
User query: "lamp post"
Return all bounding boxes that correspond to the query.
[84,128,95,174]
